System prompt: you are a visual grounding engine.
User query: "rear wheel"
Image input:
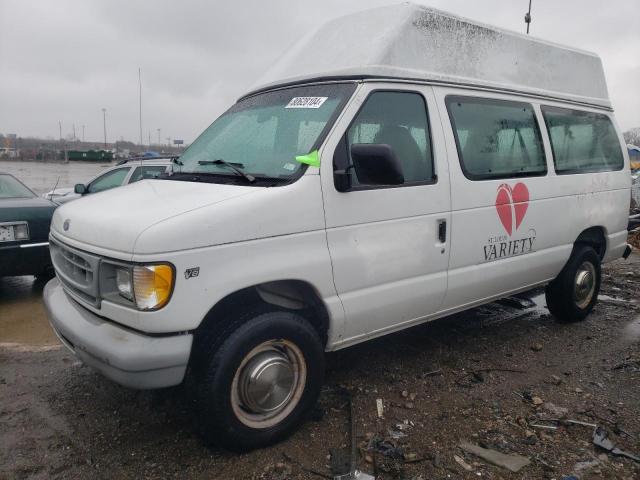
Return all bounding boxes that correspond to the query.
[193,307,324,451]
[545,245,601,322]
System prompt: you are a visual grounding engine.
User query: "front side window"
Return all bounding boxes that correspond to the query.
[542,106,623,174]
[446,96,547,180]
[88,168,130,193]
[176,83,356,182]
[346,91,434,186]
[0,174,34,199]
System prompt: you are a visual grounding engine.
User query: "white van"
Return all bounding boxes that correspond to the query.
[43,4,632,451]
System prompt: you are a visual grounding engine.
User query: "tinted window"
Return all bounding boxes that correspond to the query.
[129,165,168,183]
[88,168,129,193]
[446,96,546,180]
[542,106,623,173]
[347,91,434,185]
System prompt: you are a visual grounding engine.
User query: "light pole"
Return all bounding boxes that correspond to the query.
[102,108,107,149]
[525,0,532,34]
[157,128,161,146]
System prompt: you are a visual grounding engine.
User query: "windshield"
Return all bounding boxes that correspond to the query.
[0,174,35,199]
[176,83,356,180]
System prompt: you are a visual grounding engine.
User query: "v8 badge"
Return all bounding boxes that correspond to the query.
[184,267,200,279]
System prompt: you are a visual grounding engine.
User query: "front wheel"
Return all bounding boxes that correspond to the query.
[545,245,601,322]
[193,308,325,451]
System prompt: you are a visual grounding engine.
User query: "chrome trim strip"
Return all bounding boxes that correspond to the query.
[19,242,49,248]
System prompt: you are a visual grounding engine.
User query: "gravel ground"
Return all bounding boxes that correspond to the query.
[1,253,639,480]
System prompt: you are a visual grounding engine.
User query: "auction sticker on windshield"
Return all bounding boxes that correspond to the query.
[286,97,328,108]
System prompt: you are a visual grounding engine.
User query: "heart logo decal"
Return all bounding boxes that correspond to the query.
[495,183,529,236]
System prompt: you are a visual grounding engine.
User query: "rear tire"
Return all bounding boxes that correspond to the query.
[193,307,324,452]
[545,245,601,322]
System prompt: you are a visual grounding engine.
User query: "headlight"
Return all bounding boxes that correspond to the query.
[116,268,133,301]
[114,263,174,310]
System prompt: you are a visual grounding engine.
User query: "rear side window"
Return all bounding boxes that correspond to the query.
[347,91,434,186]
[541,106,623,174]
[129,165,168,183]
[446,96,547,180]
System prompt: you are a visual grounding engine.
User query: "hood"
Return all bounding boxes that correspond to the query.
[50,175,325,257]
[50,179,261,255]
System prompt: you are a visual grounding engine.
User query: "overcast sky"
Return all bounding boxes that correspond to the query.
[0,0,638,144]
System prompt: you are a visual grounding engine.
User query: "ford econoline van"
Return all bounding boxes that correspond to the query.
[43,4,632,451]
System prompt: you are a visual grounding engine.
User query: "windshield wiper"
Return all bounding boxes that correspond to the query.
[198,159,255,183]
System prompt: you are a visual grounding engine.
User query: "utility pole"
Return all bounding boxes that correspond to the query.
[102,108,107,149]
[157,128,161,146]
[138,67,143,146]
[82,125,85,143]
[72,123,76,141]
[59,121,62,140]
[525,0,532,34]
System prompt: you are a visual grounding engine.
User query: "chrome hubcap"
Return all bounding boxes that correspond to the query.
[239,350,295,413]
[231,339,306,428]
[574,261,596,309]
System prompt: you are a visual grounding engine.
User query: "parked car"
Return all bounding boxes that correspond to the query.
[43,158,172,204]
[0,173,56,278]
[43,4,632,451]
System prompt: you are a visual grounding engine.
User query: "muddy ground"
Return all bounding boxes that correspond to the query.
[1,253,639,480]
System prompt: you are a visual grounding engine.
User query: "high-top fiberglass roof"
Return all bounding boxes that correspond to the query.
[247,3,610,109]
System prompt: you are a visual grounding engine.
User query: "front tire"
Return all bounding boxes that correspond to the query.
[193,308,325,451]
[545,245,601,322]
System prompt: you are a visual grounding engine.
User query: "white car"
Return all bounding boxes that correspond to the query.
[43,158,172,204]
[43,4,632,451]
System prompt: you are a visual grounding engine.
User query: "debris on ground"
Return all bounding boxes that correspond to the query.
[459,441,531,473]
[592,426,640,462]
[453,454,473,471]
[543,402,569,418]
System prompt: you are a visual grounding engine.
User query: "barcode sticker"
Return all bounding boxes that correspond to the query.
[285,97,328,109]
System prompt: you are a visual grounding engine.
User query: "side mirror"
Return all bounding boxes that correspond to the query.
[350,144,404,186]
[74,183,87,194]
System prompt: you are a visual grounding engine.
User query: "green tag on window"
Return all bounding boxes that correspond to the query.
[295,150,320,168]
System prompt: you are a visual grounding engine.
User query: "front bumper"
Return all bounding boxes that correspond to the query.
[0,241,51,276]
[43,278,192,389]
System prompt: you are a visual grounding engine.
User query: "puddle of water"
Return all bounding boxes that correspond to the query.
[0,276,60,346]
[529,293,548,314]
[599,294,630,303]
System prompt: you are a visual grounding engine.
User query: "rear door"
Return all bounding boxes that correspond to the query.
[320,83,451,344]
[434,88,562,309]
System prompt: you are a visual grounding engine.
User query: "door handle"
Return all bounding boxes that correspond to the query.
[437,219,447,243]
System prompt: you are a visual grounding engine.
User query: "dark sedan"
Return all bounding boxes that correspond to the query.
[0,173,56,278]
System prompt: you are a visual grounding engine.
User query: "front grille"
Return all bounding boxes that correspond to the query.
[50,237,101,307]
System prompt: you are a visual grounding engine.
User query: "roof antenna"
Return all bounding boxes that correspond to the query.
[525,0,532,34]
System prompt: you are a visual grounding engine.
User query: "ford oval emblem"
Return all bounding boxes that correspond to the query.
[63,219,70,231]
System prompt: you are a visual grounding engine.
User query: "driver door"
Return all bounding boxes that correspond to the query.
[320,84,451,344]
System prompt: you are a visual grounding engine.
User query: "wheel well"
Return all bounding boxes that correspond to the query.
[194,280,330,348]
[575,227,607,259]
